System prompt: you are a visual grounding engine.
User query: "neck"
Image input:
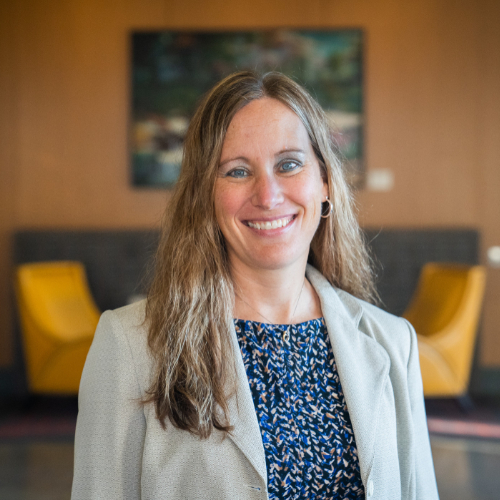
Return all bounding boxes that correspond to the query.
[230,256,318,325]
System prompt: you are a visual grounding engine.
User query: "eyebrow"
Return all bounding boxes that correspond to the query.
[219,148,306,167]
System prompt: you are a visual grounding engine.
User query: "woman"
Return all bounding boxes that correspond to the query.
[72,71,439,500]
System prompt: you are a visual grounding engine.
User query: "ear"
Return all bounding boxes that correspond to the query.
[321,179,329,201]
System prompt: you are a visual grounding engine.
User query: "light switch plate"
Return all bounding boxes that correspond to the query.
[487,246,500,268]
[366,168,394,192]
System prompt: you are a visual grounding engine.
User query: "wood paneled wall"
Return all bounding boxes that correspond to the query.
[0,0,499,367]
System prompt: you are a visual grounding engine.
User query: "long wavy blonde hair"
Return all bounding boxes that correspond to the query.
[145,71,376,438]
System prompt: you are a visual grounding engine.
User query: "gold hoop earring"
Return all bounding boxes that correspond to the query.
[321,197,333,218]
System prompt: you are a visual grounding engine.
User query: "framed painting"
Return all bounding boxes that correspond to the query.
[131,29,364,188]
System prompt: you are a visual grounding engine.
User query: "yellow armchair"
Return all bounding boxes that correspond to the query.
[15,261,100,394]
[403,263,486,398]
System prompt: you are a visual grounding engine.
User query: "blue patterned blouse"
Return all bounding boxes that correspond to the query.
[234,317,364,499]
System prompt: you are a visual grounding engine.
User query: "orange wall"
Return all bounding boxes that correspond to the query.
[0,1,18,366]
[1,0,499,367]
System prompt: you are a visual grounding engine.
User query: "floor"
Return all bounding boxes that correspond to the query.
[1,397,500,499]
[431,436,500,500]
[0,440,74,500]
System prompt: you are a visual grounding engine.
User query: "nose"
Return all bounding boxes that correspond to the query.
[251,172,284,209]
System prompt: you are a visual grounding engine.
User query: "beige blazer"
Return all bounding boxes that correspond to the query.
[72,265,439,500]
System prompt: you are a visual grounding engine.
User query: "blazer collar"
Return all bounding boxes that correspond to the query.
[226,265,391,488]
[306,265,391,484]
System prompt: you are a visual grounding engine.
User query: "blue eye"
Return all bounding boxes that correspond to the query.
[280,161,299,172]
[227,168,248,178]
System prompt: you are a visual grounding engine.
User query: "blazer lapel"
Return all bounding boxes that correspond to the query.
[223,265,391,490]
[226,321,268,486]
[306,265,391,485]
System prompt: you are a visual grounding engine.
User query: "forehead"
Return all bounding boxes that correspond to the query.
[221,97,311,156]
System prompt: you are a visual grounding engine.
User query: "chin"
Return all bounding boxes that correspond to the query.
[246,249,307,271]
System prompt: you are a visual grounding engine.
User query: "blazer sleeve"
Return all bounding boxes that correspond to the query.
[404,319,440,499]
[71,310,146,500]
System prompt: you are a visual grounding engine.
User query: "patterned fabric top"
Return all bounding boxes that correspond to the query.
[234,317,364,500]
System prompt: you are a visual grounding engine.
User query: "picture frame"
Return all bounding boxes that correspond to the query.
[131,29,364,188]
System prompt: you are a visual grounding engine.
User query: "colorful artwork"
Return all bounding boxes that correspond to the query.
[131,30,364,188]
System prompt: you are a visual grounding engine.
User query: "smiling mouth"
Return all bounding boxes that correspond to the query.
[246,215,295,230]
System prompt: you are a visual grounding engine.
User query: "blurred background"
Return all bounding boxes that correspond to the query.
[0,0,499,499]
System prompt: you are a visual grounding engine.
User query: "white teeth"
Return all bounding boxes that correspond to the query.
[247,217,293,230]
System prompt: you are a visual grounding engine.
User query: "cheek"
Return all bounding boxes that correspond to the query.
[311,197,322,222]
[298,179,324,221]
[214,183,243,227]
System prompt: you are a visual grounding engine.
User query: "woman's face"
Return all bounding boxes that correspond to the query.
[215,97,328,273]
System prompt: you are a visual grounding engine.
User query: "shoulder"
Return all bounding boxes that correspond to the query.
[91,299,152,392]
[337,288,414,368]
[96,299,148,350]
[105,299,149,338]
[337,288,410,341]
